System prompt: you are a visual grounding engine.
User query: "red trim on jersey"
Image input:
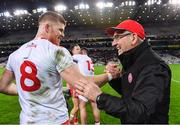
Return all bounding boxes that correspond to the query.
[62,120,69,125]
[34,37,64,47]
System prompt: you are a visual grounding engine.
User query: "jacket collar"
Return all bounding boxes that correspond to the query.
[118,41,150,71]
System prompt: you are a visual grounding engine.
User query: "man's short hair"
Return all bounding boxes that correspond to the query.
[69,44,80,55]
[38,11,66,25]
[81,47,88,54]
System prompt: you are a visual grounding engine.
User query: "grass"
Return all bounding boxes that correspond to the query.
[0,64,180,124]
[169,64,180,124]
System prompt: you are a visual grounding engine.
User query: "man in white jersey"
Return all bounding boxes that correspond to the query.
[71,45,100,125]
[0,11,116,125]
[81,47,100,125]
[68,44,81,125]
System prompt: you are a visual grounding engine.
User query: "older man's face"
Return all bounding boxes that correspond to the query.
[112,31,133,55]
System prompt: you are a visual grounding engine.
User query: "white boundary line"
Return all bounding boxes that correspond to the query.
[172,79,180,83]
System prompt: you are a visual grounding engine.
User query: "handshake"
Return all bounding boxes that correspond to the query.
[104,61,122,80]
[75,61,122,102]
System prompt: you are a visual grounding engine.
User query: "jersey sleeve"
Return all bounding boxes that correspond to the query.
[6,53,13,71]
[55,47,74,73]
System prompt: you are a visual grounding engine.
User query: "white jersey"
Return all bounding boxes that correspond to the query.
[6,39,74,125]
[72,54,94,76]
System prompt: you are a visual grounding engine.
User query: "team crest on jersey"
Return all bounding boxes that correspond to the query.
[128,73,133,84]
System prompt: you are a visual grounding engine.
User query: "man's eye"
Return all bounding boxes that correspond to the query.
[59,29,63,32]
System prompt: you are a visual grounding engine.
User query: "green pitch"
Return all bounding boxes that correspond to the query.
[0,64,180,124]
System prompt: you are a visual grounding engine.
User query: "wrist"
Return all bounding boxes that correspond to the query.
[96,93,108,110]
[96,93,102,104]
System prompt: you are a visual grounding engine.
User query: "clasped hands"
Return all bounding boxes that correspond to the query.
[75,62,121,102]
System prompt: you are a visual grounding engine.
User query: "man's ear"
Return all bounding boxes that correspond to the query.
[45,23,49,33]
[131,33,138,46]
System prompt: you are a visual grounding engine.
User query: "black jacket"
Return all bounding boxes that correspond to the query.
[96,41,171,124]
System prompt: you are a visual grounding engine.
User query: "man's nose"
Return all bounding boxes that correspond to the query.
[61,32,65,37]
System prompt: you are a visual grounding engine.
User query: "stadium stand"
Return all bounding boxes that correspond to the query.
[0,31,179,65]
[0,0,180,65]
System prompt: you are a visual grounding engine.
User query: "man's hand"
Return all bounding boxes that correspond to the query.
[75,79,102,102]
[105,61,122,80]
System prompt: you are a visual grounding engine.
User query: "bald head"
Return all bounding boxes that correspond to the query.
[38,11,66,26]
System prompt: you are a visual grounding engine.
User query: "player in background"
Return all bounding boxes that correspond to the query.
[67,44,81,125]
[71,45,100,125]
[80,47,100,125]
[0,11,116,125]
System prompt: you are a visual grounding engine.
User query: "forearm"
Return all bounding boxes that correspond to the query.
[86,73,109,87]
[96,93,148,123]
[96,93,125,118]
[0,69,17,95]
[61,65,88,88]
[87,63,121,87]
